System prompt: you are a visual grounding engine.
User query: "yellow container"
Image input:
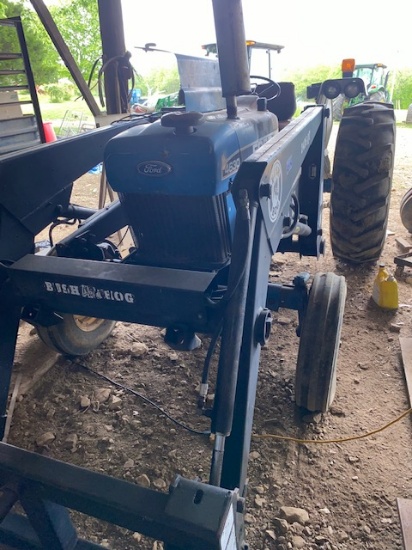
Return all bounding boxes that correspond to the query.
[372,264,398,310]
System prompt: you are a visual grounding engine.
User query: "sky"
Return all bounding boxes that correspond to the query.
[121,0,411,77]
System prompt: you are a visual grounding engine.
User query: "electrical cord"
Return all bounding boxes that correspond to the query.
[97,51,136,112]
[87,55,103,90]
[115,226,130,250]
[71,55,102,103]
[201,320,223,386]
[76,362,211,437]
[49,218,79,247]
[66,362,412,444]
[253,407,412,444]
[110,112,154,124]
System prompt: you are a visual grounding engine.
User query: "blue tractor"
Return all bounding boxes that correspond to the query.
[0,0,396,547]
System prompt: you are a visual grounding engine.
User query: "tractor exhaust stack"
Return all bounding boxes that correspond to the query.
[211,0,251,118]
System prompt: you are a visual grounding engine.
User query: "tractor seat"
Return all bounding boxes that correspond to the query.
[255,81,297,129]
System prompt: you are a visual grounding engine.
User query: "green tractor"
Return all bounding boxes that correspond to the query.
[333,58,391,121]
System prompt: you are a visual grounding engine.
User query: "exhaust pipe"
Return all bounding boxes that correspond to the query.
[211,0,251,118]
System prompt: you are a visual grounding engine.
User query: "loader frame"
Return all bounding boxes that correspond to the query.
[0,103,328,549]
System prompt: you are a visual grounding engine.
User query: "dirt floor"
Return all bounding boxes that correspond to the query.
[5,118,412,550]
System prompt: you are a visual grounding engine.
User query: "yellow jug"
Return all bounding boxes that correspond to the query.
[372,264,398,310]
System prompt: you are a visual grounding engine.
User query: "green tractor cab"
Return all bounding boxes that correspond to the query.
[343,58,391,102]
[333,58,392,120]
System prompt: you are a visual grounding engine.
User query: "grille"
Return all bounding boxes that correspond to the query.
[120,193,232,271]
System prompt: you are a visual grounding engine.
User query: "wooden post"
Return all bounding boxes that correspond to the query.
[97,0,130,115]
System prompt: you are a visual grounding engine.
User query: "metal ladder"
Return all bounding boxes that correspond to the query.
[0,16,45,155]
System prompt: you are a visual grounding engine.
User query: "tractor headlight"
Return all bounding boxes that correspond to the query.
[344,81,362,99]
[323,81,341,100]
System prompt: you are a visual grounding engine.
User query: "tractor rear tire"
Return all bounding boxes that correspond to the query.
[332,93,346,122]
[400,187,412,233]
[330,102,396,264]
[295,272,346,413]
[37,314,116,356]
[367,91,386,103]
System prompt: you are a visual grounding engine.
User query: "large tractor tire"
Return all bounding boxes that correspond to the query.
[330,102,396,264]
[367,90,387,103]
[332,93,346,122]
[400,187,412,233]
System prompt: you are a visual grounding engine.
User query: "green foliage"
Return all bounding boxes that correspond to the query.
[44,81,75,103]
[283,65,342,101]
[22,9,62,85]
[0,0,23,19]
[51,0,101,86]
[132,73,149,97]
[392,69,412,109]
[0,0,61,84]
[37,97,92,122]
[0,0,101,87]
[144,67,180,96]
[0,1,49,86]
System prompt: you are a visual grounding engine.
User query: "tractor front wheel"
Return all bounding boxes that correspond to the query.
[295,272,347,413]
[37,314,116,356]
[330,102,396,264]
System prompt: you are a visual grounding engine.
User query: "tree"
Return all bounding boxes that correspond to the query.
[144,66,180,97]
[392,69,412,109]
[0,0,61,85]
[282,65,341,103]
[0,0,101,86]
[284,63,412,112]
[48,0,101,87]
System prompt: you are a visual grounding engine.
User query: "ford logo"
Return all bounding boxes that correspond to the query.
[137,161,172,177]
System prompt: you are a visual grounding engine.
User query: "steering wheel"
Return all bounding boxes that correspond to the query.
[250,75,281,101]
